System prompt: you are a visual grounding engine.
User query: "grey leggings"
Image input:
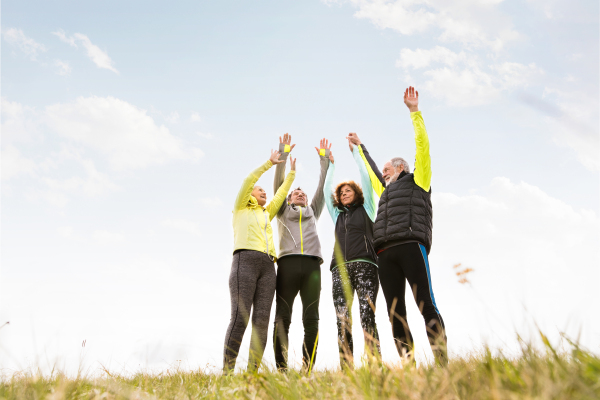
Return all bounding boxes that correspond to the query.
[223,250,276,372]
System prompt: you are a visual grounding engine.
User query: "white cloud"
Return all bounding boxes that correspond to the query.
[396,46,468,69]
[1,98,39,144]
[26,188,70,208]
[44,96,203,170]
[165,111,180,124]
[40,154,119,199]
[53,30,118,74]
[93,230,126,245]
[57,226,75,239]
[2,97,204,206]
[197,132,214,140]
[52,29,76,47]
[1,145,37,180]
[199,197,223,207]
[2,28,46,60]
[190,112,202,122]
[162,218,202,237]
[332,0,519,51]
[54,59,72,76]
[493,62,544,88]
[397,46,543,105]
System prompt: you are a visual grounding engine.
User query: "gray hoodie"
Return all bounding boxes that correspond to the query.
[275,143,330,264]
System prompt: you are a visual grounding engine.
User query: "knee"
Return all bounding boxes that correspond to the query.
[303,318,319,331]
[274,316,291,329]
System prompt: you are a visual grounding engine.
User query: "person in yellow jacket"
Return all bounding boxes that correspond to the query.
[223,148,296,372]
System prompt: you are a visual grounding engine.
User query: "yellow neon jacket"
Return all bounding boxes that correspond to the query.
[358,111,431,195]
[232,159,296,261]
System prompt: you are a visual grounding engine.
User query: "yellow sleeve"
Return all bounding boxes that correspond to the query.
[412,111,431,192]
[266,170,296,220]
[357,145,385,197]
[233,160,273,211]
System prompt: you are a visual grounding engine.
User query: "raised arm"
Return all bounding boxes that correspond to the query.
[323,152,340,224]
[350,141,376,222]
[404,87,431,192]
[310,138,332,219]
[347,133,386,197]
[274,133,295,217]
[267,156,296,220]
[234,150,284,211]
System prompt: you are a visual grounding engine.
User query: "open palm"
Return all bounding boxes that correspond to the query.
[404,86,419,112]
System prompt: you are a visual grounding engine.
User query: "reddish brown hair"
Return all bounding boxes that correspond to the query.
[332,181,364,209]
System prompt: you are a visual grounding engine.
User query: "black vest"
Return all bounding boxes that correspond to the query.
[374,172,433,254]
[330,205,377,270]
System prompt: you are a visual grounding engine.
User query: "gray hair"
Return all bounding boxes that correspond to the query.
[390,157,410,173]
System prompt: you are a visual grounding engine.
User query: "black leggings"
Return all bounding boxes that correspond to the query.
[332,261,381,368]
[377,242,447,363]
[273,256,321,370]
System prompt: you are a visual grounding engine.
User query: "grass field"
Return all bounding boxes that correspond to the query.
[2,335,599,400]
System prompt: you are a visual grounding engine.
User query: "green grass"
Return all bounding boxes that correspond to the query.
[2,338,599,400]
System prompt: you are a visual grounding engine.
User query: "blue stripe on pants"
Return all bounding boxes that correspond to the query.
[419,244,439,314]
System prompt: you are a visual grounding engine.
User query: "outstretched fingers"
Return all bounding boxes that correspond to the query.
[270,149,285,164]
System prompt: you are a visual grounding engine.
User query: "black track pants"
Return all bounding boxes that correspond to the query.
[273,256,321,371]
[223,250,276,372]
[332,261,381,368]
[377,242,447,364]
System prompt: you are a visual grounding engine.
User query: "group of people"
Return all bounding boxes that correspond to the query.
[223,87,447,373]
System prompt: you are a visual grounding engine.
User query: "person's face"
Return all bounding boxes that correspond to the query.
[289,189,307,207]
[251,186,267,206]
[382,161,403,185]
[340,185,356,206]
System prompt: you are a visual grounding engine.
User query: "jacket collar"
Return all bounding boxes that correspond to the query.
[247,196,265,210]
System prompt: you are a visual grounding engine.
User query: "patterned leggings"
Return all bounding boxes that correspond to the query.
[332,261,381,368]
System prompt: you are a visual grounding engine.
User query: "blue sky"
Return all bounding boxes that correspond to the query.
[1,0,598,373]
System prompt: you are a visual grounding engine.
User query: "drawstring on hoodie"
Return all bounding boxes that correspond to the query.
[253,208,274,261]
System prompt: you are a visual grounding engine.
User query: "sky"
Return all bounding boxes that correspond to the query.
[1,0,599,374]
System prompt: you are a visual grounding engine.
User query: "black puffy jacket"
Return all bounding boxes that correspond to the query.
[373,171,433,253]
[329,204,378,270]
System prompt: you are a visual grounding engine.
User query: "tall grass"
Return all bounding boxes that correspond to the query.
[2,335,599,399]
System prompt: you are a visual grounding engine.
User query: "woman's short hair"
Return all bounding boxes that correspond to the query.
[332,181,364,209]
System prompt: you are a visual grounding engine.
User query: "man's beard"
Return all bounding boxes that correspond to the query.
[385,172,400,185]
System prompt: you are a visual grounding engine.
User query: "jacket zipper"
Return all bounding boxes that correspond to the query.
[344,211,348,261]
[252,208,272,260]
[299,207,304,254]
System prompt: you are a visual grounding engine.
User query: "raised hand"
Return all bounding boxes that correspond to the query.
[329,150,334,164]
[289,156,297,171]
[314,138,332,156]
[270,149,285,164]
[404,86,419,112]
[347,132,361,146]
[279,133,296,152]
[347,136,354,151]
